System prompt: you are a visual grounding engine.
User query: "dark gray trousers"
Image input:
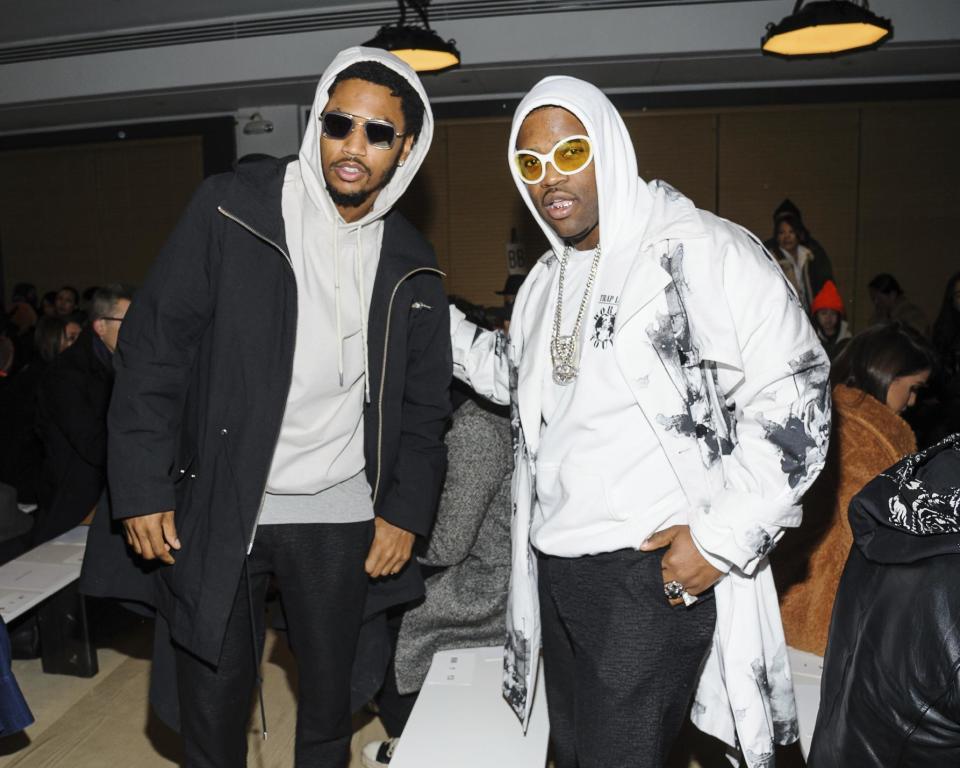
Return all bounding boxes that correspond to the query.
[175,521,374,768]
[537,547,716,768]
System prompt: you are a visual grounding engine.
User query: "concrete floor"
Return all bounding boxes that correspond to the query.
[0,613,386,768]
[0,605,798,767]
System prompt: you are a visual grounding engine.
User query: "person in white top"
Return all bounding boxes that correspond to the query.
[450,77,831,767]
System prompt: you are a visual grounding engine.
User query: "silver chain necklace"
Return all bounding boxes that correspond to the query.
[550,243,602,385]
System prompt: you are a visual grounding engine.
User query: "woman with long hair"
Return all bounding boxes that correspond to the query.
[775,323,936,655]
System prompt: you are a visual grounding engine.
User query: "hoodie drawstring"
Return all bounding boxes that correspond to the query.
[334,223,345,387]
[356,225,371,403]
[334,222,371,399]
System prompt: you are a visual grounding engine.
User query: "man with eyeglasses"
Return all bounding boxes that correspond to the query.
[451,78,831,767]
[36,283,131,544]
[81,48,450,767]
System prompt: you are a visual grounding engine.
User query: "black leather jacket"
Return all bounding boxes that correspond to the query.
[809,436,960,767]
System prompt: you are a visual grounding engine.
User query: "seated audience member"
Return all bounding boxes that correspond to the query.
[7,298,37,372]
[809,280,851,360]
[80,285,100,317]
[63,314,83,349]
[0,317,66,504]
[33,316,67,364]
[906,272,960,449]
[808,436,960,767]
[774,323,935,655]
[362,379,513,768]
[35,284,131,544]
[868,273,929,337]
[54,285,79,317]
[39,291,57,319]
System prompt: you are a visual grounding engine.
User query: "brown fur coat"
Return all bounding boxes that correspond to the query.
[774,384,916,655]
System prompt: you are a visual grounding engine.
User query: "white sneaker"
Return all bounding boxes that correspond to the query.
[361,737,399,767]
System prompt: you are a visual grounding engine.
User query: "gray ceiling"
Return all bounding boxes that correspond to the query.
[0,0,956,133]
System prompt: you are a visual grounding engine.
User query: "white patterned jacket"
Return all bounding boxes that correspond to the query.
[451,76,831,768]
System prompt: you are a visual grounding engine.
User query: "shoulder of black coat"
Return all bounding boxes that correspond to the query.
[382,210,439,272]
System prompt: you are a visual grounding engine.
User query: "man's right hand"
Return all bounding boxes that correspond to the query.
[122,510,181,565]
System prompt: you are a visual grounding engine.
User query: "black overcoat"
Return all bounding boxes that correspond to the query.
[35,329,113,543]
[80,157,451,669]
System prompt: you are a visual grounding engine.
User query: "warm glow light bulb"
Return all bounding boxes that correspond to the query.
[763,21,889,55]
[390,48,460,72]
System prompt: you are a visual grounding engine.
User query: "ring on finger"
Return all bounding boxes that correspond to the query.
[663,580,685,600]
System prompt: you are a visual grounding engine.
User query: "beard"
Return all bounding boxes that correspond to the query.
[325,159,400,208]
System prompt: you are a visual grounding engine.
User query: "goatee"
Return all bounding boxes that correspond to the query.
[326,160,400,208]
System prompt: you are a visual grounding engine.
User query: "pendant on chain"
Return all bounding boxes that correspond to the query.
[551,335,579,385]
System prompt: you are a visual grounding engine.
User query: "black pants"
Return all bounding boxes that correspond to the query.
[375,607,419,737]
[175,521,374,768]
[537,547,716,768]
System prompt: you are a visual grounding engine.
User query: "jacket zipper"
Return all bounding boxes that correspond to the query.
[217,206,295,552]
[372,266,445,506]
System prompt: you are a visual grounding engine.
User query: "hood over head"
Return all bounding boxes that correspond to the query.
[298,46,434,226]
[850,434,960,564]
[287,47,433,401]
[774,198,803,223]
[507,76,703,262]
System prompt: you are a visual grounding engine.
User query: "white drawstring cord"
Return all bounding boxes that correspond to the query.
[356,225,371,403]
[334,222,344,386]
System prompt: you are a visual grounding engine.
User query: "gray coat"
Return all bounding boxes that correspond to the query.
[394,398,512,694]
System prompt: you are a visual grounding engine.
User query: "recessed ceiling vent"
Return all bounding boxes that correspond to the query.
[0,0,721,65]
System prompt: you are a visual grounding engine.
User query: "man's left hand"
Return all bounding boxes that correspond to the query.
[640,525,723,606]
[365,517,415,579]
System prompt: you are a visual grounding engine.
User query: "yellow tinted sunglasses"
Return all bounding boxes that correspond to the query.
[513,135,593,185]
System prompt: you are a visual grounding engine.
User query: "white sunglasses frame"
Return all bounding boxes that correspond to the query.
[512,134,594,185]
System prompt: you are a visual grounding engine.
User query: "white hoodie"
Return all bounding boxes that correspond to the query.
[450,76,831,767]
[511,80,689,556]
[261,48,433,519]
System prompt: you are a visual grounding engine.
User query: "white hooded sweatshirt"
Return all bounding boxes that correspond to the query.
[260,48,433,523]
[450,76,831,766]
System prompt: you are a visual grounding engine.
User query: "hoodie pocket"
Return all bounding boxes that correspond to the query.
[536,462,622,521]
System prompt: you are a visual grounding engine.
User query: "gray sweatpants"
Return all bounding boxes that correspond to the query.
[537,547,716,768]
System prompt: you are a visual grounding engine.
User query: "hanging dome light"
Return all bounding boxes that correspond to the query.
[364,0,460,74]
[761,0,893,59]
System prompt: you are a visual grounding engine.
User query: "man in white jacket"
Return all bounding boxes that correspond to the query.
[450,77,830,767]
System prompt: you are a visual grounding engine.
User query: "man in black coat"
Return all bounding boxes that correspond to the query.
[35,284,131,544]
[81,48,451,768]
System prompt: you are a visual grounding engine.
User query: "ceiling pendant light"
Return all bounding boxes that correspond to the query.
[761,0,893,58]
[364,0,460,74]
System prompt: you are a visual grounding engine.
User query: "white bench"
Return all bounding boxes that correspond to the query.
[0,526,97,676]
[788,645,824,759]
[391,646,550,768]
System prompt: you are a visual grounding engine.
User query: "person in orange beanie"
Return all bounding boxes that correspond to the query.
[810,280,851,360]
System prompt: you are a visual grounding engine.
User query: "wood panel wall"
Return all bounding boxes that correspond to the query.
[2,100,956,337]
[0,136,203,297]
[400,98,958,333]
